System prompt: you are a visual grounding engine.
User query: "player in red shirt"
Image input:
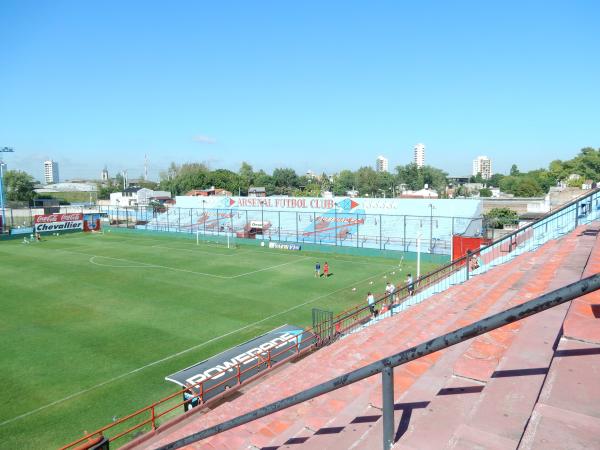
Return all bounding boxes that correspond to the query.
[323,262,329,278]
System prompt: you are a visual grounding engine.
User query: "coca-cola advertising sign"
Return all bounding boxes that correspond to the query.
[34,213,84,232]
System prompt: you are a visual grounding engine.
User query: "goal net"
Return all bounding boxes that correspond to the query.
[196,231,237,249]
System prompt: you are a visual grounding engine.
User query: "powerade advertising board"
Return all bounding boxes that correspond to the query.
[165,324,313,403]
[34,213,84,233]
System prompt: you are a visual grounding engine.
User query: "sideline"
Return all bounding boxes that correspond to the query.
[0,268,392,428]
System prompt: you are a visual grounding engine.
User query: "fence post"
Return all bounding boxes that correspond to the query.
[356,212,360,248]
[151,404,156,430]
[466,250,471,281]
[575,201,579,227]
[379,214,382,250]
[382,365,394,450]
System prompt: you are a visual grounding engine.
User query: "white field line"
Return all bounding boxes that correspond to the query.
[87,255,228,278]
[150,244,241,257]
[0,268,390,428]
[87,253,308,279]
[55,233,399,268]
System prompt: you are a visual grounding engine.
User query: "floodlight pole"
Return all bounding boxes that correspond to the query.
[260,200,265,238]
[202,200,206,235]
[0,162,5,233]
[0,147,15,233]
[417,231,421,279]
[429,203,435,253]
[334,201,338,247]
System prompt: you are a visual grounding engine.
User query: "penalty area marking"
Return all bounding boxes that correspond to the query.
[0,267,391,428]
[86,253,309,279]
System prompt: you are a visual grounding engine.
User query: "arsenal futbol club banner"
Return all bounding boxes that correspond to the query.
[34,213,84,232]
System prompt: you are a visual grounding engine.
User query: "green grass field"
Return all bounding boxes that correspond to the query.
[0,231,440,449]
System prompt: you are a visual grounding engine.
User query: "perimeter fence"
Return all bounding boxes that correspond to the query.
[98,205,482,256]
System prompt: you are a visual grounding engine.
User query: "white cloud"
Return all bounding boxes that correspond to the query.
[193,135,217,144]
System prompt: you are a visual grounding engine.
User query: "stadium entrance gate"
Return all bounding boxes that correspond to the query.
[312,308,334,344]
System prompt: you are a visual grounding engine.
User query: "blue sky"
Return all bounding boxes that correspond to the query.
[1,0,598,182]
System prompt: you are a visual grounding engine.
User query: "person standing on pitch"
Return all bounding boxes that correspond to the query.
[323,262,329,278]
[315,262,321,278]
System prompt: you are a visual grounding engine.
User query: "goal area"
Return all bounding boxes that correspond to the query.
[195,231,237,249]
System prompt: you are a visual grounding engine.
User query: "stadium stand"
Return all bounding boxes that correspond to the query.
[128,222,600,450]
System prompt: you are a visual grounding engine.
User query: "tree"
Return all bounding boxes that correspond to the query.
[487,173,504,187]
[510,164,520,176]
[333,170,357,195]
[469,172,484,184]
[395,163,423,191]
[479,188,492,197]
[253,170,275,196]
[208,169,241,194]
[162,163,210,195]
[356,166,380,196]
[97,180,121,200]
[512,177,544,197]
[484,208,518,229]
[272,168,299,195]
[238,162,254,195]
[422,166,448,193]
[3,170,36,203]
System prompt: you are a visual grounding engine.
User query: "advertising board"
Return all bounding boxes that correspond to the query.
[165,324,313,403]
[34,213,84,232]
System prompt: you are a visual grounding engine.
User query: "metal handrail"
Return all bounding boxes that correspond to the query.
[156,274,600,450]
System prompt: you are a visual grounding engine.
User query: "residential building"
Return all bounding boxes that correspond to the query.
[44,160,59,184]
[185,187,233,197]
[101,167,109,182]
[472,156,492,180]
[248,187,267,197]
[375,155,389,172]
[110,187,171,206]
[414,144,425,168]
[399,187,438,199]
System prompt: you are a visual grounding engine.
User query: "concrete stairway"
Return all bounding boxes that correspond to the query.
[136,224,600,450]
[519,226,600,450]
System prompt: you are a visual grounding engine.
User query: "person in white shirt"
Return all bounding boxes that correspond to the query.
[367,292,376,318]
[406,274,414,296]
[385,281,396,305]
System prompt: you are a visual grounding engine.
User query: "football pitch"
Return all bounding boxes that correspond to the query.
[0,230,441,449]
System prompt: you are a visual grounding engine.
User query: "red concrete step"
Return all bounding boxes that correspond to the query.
[399,229,591,448]
[452,233,578,382]
[382,231,595,450]
[263,243,549,450]
[194,259,531,449]
[519,340,600,450]
[563,226,600,344]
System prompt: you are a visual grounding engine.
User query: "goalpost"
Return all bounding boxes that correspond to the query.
[196,230,236,249]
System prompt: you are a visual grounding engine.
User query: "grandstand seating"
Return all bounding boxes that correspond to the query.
[127,198,483,254]
[130,223,600,450]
